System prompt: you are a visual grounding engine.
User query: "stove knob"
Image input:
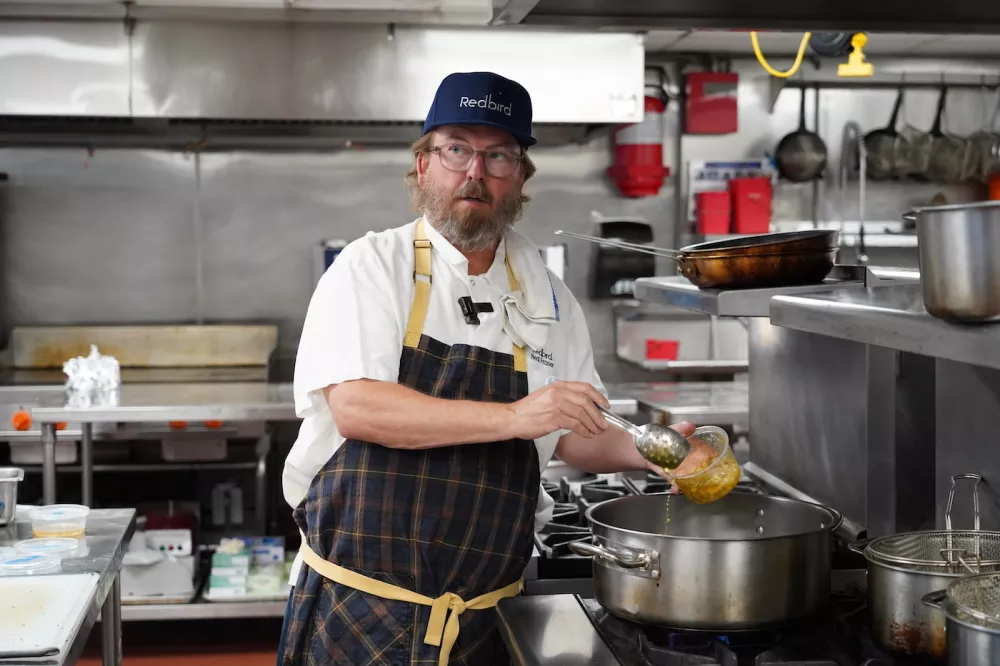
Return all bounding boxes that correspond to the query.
[56,422,67,431]
[169,421,188,430]
[12,410,31,431]
[204,420,224,429]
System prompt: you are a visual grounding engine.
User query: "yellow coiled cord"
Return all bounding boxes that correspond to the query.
[750,31,812,79]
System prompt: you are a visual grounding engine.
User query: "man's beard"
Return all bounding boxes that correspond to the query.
[415,178,525,252]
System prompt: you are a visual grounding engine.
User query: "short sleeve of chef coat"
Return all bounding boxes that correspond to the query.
[561,282,607,398]
[293,236,403,419]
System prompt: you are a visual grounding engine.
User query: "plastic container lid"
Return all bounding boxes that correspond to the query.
[32,504,90,523]
[0,552,62,576]
[0,547,17,562]
[15,538,82,557]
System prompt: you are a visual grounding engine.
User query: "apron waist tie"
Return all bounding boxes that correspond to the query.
[299,540,523,666]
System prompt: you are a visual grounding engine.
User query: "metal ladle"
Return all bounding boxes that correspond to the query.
[599,406,692,469]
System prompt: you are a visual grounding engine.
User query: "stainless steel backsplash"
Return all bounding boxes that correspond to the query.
[0,142,676,381]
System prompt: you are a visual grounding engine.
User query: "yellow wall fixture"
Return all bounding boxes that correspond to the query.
[838,33,875,77]
[751,31,812,79]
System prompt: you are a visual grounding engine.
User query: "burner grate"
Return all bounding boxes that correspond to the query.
[578,595,918,666]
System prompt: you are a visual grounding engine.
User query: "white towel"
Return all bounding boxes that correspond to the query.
[498,228,560,352]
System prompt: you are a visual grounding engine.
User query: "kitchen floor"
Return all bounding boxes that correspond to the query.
[79,618,282,665]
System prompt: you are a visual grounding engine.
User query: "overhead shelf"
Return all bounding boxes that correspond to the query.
[770,283,1000,371]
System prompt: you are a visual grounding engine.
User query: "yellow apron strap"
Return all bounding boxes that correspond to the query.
[505,258,528,374]
[402,219,527,374]
[404,219,433,349]
[299,540,522,666]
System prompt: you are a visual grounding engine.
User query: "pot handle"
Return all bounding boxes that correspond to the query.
[848,538,872,555]
[921,589,949,611]
[901,211,917,222]
[568,541,660,577]
[678,259,700,283]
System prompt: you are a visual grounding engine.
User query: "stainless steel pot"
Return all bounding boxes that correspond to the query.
[922,572,1000,666]
[568,492,841,630]
[850,474,999,660]
[903,200,1000,322]
[0,467,24,526]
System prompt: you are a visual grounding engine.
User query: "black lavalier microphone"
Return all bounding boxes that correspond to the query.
[458,297,494,325]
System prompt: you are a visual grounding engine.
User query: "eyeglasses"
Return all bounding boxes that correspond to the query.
[429,144,523,179]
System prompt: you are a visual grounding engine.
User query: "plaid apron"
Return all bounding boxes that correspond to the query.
[280,219,540,666]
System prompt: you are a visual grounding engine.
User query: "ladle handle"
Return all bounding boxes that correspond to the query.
[554,230,683,260]
[598,406,644,438]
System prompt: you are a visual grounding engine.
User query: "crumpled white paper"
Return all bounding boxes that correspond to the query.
[63,344,121,408]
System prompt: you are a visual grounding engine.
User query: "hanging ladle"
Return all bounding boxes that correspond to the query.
[599,406,692,469]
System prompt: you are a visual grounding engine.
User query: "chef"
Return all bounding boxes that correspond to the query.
[277,71,704,666]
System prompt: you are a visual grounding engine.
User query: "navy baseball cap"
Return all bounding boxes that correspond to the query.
[422,71,536,147]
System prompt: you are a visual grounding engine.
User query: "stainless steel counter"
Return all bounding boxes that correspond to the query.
[26,383,295,506]
[497,594,619,666]
[770,283,1000,372]
[0,507,136,665]
[615,380,749,427]
[31,382,296,423]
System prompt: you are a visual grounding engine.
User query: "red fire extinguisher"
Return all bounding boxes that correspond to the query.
[607,70,670,198]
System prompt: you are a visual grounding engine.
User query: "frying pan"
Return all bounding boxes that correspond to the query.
[865,88,905,181]
[926,87,969,184]
[555,229,840,290]
[775,86,828,183]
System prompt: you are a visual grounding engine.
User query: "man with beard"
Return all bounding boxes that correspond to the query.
[277,72,705,666]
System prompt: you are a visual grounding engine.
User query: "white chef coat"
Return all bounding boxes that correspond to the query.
[282,216,606,582]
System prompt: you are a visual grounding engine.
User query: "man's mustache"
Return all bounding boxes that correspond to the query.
[453,180,493,204]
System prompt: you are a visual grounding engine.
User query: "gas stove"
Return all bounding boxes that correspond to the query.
[579,594,912,666]
[497,592,925,666]
[530,476,629,589]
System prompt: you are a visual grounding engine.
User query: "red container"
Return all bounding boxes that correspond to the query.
[729,177,772,234]
[694,191,731,234]
[684,72,739,134]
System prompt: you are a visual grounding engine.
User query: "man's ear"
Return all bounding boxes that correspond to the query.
[416,152,430,187]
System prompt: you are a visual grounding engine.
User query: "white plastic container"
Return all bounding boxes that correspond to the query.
[0,552,62,576]
[15,538,85,558]
[31,504,90,539]
[0,546,16,562]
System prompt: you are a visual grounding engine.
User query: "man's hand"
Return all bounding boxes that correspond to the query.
[645,423,717,492]
[506,380,610,440]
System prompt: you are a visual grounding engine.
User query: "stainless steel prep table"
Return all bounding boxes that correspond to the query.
[615,380,749,428]
[496,594,619,666]
[29,382,295,505]
[0,508,136,665]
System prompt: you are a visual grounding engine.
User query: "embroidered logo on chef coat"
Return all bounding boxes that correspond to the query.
[530,348,554,368]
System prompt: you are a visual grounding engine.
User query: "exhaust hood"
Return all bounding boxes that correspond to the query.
[0,0,495,25]
[0,21,645,144]
[518,0,1000,34]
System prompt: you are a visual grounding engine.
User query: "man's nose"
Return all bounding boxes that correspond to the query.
[465,152,486,179]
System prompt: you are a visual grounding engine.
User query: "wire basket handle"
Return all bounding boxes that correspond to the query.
[946,473,983,532]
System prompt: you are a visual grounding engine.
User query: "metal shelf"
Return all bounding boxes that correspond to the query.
[19,461,258,473]
[770,283,1000,371]
[121,598,287,621]
[633,267,919,318]
[624,358,749,374]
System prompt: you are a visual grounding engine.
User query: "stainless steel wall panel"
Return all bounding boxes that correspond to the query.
[0,22,130,116]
